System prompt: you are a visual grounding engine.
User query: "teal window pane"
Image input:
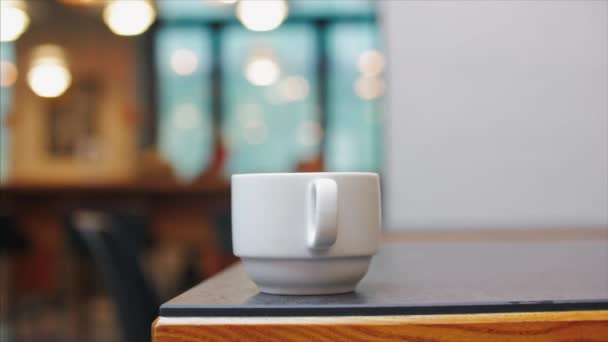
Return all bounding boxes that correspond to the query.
[156,0,233,21]
[221,24,320,174]
[0,42,15,183]
[156,0,375,21]
[290,0,376,18]
[325,23,383,172]
[155,26,213,182]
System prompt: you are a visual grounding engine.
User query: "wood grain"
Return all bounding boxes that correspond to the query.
[153,311,608,341]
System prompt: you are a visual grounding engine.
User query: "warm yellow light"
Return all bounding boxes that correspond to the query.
[28,63,71,98]
[58,0,105,6]
[170,49,199,76]
[354,76,384,101]
[277,75,309,102]
[27,45,72,98]
[103,0,156,36]
[0,61,18,87]
[0,1,30,42]
[245,56,280,86]
[357,50,385,77]
[236,0,288,32]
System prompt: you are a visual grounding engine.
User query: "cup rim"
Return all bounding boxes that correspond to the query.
[232,172,378,179]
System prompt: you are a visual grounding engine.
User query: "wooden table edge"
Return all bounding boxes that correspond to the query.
[153,311,608,341]
[154,310,608,326]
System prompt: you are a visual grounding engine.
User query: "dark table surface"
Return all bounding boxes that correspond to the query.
[160,237,608,317]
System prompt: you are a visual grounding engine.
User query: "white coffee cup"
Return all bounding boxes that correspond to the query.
[232,172,381,295]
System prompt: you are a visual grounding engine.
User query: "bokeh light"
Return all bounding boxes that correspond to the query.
[27,45,72,98]
[357,49,385,77]
[236,0,288,32]
[28,63,72,98]
[172,103,201,130]
[354,76,384,100]
[277,75,310,102]
[0,1,30,42]
[242,118,268,145]
[58,0,106,6]
[238,103,264,124]
[245,55,280,86]
[170,49,199,76]
[297,120,323,146]
[103,0,156,36]
[0,61,18,87]
[214,0,237,4]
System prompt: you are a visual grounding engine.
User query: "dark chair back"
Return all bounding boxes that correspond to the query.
[66,210,158,342]
[0,213,28,255]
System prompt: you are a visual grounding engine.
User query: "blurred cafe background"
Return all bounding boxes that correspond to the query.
[0,0,382,341]
[1,0,607,341]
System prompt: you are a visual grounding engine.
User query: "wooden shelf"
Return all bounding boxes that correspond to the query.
[0,180,230,197]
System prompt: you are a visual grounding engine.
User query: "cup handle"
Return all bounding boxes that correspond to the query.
[308,178,338,250]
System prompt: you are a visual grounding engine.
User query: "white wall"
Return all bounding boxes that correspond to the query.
[381,1,608,230]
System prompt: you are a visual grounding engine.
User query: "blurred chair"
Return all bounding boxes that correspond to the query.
[213,208,232,256]
[0,213,29,342]
[0,213,28,254]
[65,210,159,342]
